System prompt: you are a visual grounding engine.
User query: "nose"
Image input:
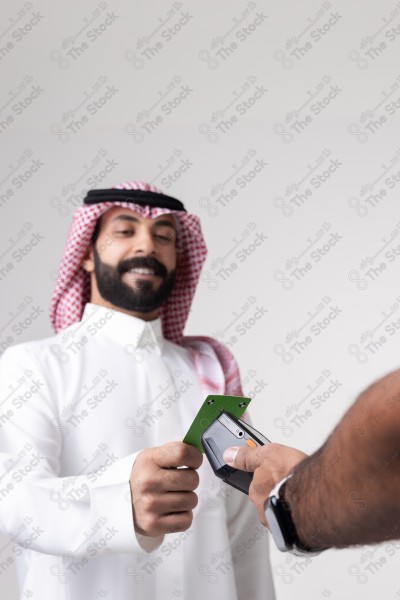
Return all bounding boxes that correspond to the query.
[132,226,156,255]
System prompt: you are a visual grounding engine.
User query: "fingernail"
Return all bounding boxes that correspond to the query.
[223,447,239,466]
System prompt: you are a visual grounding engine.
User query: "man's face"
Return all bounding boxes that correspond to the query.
[83,207,177,318]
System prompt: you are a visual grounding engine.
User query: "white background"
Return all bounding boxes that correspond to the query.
[1,0,400,598]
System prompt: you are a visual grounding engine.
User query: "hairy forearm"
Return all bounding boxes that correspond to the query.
[284,370,400,550]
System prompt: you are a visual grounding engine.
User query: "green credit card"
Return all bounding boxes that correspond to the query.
[183,395,251,452]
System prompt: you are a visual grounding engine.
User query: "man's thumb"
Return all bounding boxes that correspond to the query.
[223,446,247,469]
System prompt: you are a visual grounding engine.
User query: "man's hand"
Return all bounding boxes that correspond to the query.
[130,441,203,537]
[223,444,307,526]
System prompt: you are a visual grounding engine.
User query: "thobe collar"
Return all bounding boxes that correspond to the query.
[80,303,164,355]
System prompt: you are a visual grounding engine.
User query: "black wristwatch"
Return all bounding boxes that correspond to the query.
[265,475,322,557]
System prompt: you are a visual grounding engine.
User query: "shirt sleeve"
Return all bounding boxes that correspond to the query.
[0,345,163,558]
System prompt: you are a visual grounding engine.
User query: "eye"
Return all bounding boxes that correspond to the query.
[115,229,134,236]
[154,233,174,243]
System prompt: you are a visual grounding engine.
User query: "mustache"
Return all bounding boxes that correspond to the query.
[118,256,168,278]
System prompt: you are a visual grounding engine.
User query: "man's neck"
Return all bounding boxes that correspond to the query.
[89,297,161,322]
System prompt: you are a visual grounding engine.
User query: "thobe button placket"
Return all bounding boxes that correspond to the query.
[137,322,185,598]
[137,323,182,446]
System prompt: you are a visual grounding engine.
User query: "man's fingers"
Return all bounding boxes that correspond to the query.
[249,479,271,528]
[133,508,194,537]
[223,446,263,472]
[162,467,200,492]
[157,491,199,514]
[224,443,307,473]
[223,442,309,530]
[136,491,198,515]
[159,511,194,534]
[257,504,269,528]
[154,441,203,469]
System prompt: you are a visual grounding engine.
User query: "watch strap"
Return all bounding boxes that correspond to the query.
[266,475,322,557]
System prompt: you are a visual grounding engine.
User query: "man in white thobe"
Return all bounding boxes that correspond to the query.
[0,181,275,599]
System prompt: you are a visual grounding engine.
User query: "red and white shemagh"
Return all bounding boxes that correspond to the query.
[50,181,243,396]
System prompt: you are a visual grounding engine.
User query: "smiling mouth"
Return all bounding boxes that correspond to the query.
[123,268,162,283]
[127,268,156,275]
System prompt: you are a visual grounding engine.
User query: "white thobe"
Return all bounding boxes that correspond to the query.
[0,304,275,600]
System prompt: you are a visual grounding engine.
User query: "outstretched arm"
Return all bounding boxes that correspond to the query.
[0,346,201,559]
[224,369,400,550]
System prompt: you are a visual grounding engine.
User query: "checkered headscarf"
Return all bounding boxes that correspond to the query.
[50,181,206,344]
[49,181,242,395]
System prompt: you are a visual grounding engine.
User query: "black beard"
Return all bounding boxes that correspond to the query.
[93,247,176,313]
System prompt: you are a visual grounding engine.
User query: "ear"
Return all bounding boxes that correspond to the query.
[82,244,95,273]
